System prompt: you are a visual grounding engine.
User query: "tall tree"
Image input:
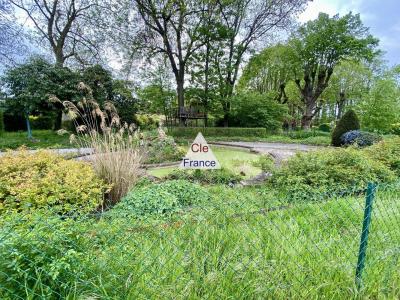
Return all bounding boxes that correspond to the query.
[212,0,308,126]
[133,0,208,124]
[289,12,379,129]
[9,0,99,66]
[0,2,26,66]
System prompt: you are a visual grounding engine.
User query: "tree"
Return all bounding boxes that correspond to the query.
[289,12,379,129]
[81,64,114,105]
[133,0,208,124]
[358,74,400,133]
[229,92,288,130]
[111,79,137,124]
[0,2,26,66]
[9,0,99,67]
[321,60,372,120]
[1,58,80,136]
[211,0,308,126]
[331,109,360,146]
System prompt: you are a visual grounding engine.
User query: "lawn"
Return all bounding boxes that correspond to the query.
[148,145,263,178]
[2,183,398,299]
[0,130,71,150]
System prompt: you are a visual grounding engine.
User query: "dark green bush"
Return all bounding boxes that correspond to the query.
[166,168,241,185]
[0,111,4,135]
[30,115,55,130]
[3,113,26,131]
[270,147,395,200]
[318,123,331,132]
[112,180,209,217]
[168,127,267,138]
[331,110,360,146]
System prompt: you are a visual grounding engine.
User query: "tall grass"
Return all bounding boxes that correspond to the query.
[52,82,144,205]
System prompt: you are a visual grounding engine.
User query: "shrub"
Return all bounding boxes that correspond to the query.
[29,115,55,130]
[134,114,160,130]
[390,123,400,135]
[270,148,395,200]
[364,137,400,176]
[227,92,288,130]
[0,150,108,214]
[0,111,4,135]
[166,168,241,185]
[112,180,209,217]
[0,213,90,298]
[340,130,382,147]
[3,113,26,131]
[168,127,267,138]
[286,130,330,139]
[331,109,360,146]
[318,123,331,132]
[252,155,275,172]
[145,135,186,164]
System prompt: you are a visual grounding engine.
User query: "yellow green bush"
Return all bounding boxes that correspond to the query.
[0,150,108,214]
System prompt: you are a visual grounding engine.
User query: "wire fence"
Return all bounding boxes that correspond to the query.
[0,181,399,299]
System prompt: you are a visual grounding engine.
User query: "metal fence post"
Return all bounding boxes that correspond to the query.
[355,182,376,290]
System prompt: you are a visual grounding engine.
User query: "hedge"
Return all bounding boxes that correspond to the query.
[0,111,4,135]
[167,127,267,137]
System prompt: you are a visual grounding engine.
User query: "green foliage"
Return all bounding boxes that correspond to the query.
[111,79,137,124]
[359,76,400,133]
[252,155,275,172]
[168,127,267,137]
[318,123,331,132]
[364,137,400,176]
[81,64,114,105]
[166,168,241,185]
[2,57,80,119]
[3,112,27,131]
[331,109,360,146]
[271,148,396,200]
[0,150,107,214]
[112,180,209,217]
[136,84,175,115]
[390,123,400,135]
[145,135,186,164]
[0,213,90,299]
[29,115,54,130]
[228,92,288,130]
[0,110,4,135]
[134,114,160,130]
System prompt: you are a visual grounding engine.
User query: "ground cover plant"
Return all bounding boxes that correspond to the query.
[0,182,399,299]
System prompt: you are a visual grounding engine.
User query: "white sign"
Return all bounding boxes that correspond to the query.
[179,132,221,169]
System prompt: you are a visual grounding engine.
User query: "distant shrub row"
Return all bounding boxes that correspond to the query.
[167,127,267,137]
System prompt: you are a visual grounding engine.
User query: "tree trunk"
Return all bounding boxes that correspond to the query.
[301,96,315,130]
[54,110,63,130]
[176,77,185,126]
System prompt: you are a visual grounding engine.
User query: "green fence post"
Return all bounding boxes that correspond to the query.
[355,182,376,290]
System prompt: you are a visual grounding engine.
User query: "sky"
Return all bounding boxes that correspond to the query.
[299,0,400,66]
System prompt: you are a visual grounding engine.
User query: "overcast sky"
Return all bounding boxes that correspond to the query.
[299,0,399,66]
